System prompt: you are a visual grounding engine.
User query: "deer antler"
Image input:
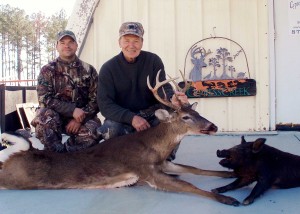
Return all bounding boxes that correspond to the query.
[167,69,188,93]
[147,70,180,110]
[166,69,191,107]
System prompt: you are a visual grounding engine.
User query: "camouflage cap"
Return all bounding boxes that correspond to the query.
[119,22,144,38]
[57,30,77,42]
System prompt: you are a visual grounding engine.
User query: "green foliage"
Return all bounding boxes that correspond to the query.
[0,4,68,85]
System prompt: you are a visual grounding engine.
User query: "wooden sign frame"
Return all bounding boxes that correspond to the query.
[180,79,256,98]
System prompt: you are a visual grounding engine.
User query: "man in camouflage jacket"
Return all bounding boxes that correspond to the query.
[31,30,101,152]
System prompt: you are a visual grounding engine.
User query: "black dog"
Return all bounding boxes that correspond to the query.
[212,136,300,205]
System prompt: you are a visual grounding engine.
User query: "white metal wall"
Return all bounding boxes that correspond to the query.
[78,0,270,132]
[274,0,300,125]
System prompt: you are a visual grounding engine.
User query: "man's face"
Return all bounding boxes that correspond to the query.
[56,36,78,61]
[119,34,143,63]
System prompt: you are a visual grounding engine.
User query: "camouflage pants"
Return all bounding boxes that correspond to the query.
[31,108,102,152]
[96,104,179,161]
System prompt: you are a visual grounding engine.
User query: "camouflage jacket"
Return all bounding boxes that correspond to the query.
[36,56,99,120]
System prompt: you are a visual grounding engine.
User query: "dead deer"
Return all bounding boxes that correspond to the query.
[0,71,239,206]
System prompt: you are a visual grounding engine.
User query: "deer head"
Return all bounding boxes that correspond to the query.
[189,46,212,82]
[147,70,218,135]
[191,46,212,67]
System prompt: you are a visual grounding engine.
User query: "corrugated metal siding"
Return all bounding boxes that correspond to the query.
[76,0,270,132]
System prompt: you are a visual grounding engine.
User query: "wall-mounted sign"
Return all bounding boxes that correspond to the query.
[288,0,300,35]
[185,79,256,98]
[180,37,256,98]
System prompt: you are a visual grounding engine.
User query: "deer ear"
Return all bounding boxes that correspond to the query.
[155,109,171,121]
[190,102,198,110]
[252,138,267,153]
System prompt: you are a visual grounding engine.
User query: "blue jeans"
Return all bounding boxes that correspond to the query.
[96,116,179,161]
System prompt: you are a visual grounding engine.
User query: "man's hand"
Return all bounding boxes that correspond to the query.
[171,91,189,107]
[73,108,86,123]
[66,119,81,135]
[132,115,151,132]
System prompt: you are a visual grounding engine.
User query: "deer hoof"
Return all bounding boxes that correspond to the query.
[226,197,240,206]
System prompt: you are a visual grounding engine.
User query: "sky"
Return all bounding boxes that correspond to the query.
[1,0,77,17]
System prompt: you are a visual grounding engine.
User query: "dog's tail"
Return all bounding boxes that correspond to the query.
[0,131,33,163]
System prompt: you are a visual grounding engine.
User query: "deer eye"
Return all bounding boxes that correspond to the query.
[182,116,190,120]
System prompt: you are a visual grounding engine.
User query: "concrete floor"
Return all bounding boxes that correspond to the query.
[1,131,300,214]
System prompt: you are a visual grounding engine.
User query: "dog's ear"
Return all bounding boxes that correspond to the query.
[252,138,267,153]
[241,135,247,144]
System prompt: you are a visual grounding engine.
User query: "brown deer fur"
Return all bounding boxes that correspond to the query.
[0,105,239,206]
[0,73,240,206]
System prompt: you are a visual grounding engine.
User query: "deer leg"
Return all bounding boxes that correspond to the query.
[144,170,240,206]
[73,172,140,189]
[0,169,139,189]
[162,161,235,178]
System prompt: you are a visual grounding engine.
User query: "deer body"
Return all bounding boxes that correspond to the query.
[0,72,240,206]
[0,106,213,189]
[0,106,239,205]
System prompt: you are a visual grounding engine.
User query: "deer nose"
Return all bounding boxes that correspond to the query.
[210,124,218,132]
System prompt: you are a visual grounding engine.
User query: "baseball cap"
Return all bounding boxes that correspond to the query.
[119,22,144,38]
[57,30,77,42]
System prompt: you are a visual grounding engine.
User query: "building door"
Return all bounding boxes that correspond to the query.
[274,0,300,128]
